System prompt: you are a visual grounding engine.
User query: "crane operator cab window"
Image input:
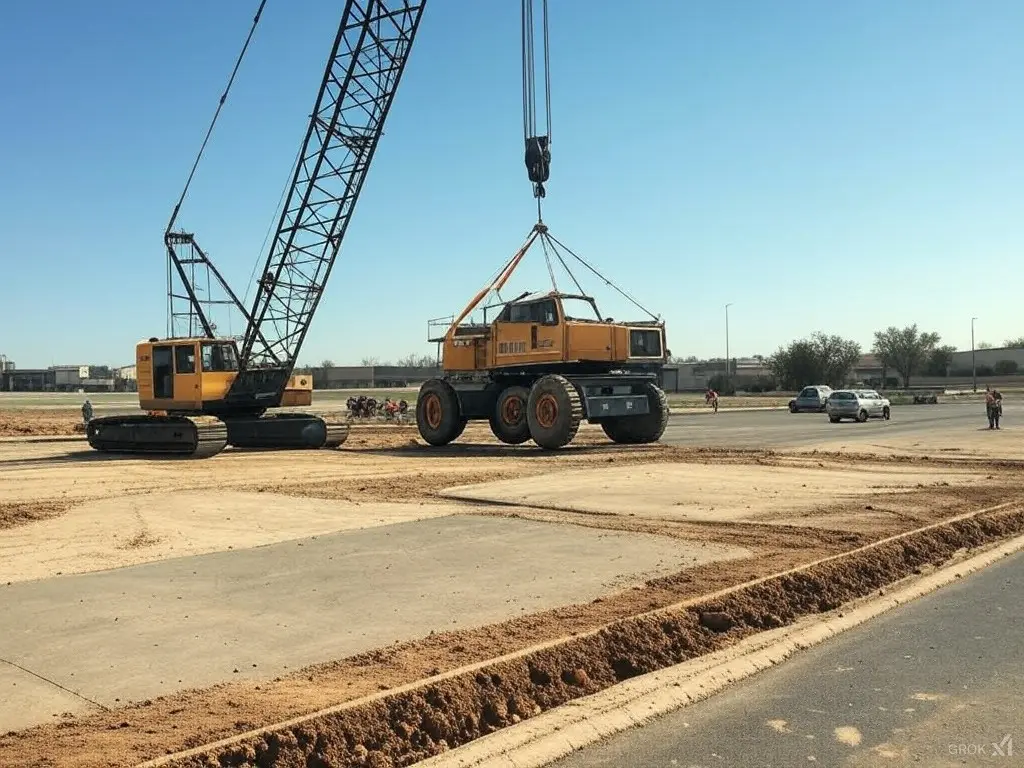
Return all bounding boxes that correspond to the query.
[201,342,240,373]
[501,298,559,326]
[174,344,196,375]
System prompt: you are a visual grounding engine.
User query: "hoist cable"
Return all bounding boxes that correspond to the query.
[166,0,267,235]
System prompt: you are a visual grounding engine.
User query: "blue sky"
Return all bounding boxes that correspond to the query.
[1,0,1021,368]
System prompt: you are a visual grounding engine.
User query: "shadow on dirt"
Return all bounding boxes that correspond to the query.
[348,441,650,459]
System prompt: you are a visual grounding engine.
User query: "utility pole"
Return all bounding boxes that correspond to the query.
[725,302,733,392]
[971,316,978,393]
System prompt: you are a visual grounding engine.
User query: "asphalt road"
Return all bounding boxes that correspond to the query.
[662,402,1004,449]
[553,548,1024,768]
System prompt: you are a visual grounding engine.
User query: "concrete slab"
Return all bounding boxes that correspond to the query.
[0,490,457,583]
[0,662,99,731]
[440,463,984,524]
[0,514,746,731]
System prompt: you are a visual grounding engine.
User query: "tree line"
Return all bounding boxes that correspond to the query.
[766,327,1023,390]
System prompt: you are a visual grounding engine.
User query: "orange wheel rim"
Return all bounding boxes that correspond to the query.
[424,393,442,429]
[535,393,558,429]
[502,395,523,426]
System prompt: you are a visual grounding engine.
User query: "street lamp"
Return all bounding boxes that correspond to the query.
[971,316,978,393]
[725,302,733,391]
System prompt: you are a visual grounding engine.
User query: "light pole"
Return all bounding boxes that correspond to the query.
[971,316,978,393]
[725,302,733,391]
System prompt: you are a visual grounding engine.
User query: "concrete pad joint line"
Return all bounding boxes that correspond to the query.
[0,656,109,711]
[137,502,1024,768]
[415,532,1024,768]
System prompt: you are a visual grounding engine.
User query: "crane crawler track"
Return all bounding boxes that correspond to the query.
[223,413,349,450]
[86,415,228,459]
[85,413,349,459]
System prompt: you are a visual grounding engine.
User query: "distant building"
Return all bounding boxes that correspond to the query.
[0,364,120,392]
[1,368,52,391]
[949,346,1024,374]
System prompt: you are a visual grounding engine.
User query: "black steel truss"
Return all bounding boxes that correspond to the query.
[165,231,256,341]
[238,0,427,374]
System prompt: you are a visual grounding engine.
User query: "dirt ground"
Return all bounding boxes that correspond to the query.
[1,411,1023,767]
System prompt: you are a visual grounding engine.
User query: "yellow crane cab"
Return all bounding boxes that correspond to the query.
[135,337,313,415]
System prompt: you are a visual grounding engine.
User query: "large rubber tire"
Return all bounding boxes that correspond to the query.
[489,385,531,445]
[416,379,464,446]
[600,381,670,444]
[526,374,583,450]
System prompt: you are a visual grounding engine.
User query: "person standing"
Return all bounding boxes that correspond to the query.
[81,398,94,427]
[985,387,1000,429]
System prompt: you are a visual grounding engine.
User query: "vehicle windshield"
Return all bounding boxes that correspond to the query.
[561,297,602,321]
[831,391,856,400]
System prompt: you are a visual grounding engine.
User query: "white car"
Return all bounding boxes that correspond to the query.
[826,389,891,423]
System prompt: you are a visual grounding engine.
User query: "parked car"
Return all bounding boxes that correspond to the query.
[826,389,891,422]
[788,385,833,413]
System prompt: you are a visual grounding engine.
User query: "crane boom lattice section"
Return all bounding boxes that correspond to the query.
[240,0,426,373]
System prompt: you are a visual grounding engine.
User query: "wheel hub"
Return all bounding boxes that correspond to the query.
[502,395,524,425]
[535,393,558,429]
[423,393,442,429]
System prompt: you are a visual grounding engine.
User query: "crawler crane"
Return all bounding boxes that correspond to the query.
[87,1,429,458]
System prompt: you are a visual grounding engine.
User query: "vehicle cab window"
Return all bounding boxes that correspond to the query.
[502,299,559,325]
[800,387,817,398]
[174,344,196,374]
[201,342,240,372]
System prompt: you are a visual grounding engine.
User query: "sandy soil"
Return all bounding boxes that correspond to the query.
[0,491,466,583]
[4,501,1022,768]
[1,427,1007,584]
[807,425,1024,460]
[2,414,1024,767]
[441,461,986,526]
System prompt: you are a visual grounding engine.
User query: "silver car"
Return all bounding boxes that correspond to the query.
[789,385,833,413]
[827,389,891,422]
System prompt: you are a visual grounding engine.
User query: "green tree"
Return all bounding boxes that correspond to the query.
[924,344,957,377]
[977,341,994,350]
[872,325,940,387]
[767,332,861,390]
[1004,336,1024,349]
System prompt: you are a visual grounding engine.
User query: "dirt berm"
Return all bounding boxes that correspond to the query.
[152,502,1024,768]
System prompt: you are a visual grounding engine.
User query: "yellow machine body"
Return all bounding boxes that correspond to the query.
[135,337,313,412]
[439,292,667,374]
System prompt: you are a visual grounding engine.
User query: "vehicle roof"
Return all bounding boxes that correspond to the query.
[140,337,238,345]
[510,290,595,305]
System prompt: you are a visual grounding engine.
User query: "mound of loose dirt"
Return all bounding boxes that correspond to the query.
[0,411,83,437]
[3,501,1021,768]
[0,500,70,530]
[158,505,1024,768]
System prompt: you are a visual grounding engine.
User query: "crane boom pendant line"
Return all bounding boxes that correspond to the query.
[522,0,552,209]
[164,0,267,341]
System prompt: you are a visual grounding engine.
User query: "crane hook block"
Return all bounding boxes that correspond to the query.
[525,134,551,185]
